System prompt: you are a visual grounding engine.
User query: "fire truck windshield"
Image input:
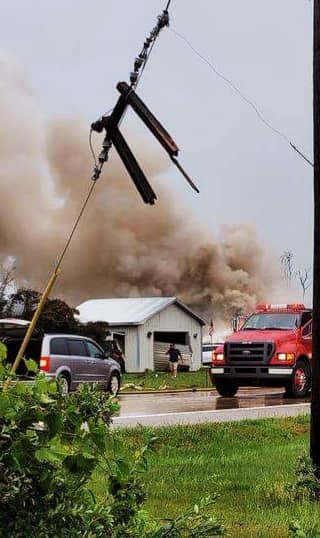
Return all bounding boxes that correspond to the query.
[241,312,300,331]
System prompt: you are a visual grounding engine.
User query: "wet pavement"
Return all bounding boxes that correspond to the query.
[113,387,310,428]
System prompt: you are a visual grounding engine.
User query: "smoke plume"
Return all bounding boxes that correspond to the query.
[0,55,280,321]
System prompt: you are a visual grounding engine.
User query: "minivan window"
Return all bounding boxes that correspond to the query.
[68,339,87,357]
[86,341,104,359]
[50,338,69,355]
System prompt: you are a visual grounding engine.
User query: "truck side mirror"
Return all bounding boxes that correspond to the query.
[302,320,312,338]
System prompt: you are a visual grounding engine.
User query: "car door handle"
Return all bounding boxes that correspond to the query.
[86,360,95,365]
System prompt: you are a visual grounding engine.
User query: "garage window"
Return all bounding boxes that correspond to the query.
[153,331,188,345]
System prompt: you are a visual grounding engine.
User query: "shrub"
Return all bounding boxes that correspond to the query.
[289,521,320,538]
[0,360,224,537]
[287,455,320,538]
[289,454,320,501]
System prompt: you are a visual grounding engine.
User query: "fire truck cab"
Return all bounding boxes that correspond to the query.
[211,303,312,398]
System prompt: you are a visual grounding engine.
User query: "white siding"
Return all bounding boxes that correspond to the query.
[110,304,203,373]
[110,326,139,373]
[140,304,202,371]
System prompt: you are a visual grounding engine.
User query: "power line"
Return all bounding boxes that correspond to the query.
[290,142,314,167]
[89,107,114,166]
[170,27,314,168]
[89,129,97,167]
[55,181,97,269]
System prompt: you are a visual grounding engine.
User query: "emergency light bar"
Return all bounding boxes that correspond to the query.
[255,303,306,311]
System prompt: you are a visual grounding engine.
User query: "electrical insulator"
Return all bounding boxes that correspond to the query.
[134,57,144,70]
[91,117,105,133]
[130,71,138,85]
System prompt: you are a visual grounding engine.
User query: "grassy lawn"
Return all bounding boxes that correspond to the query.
[99,415,320,537]
[122,368,211,391]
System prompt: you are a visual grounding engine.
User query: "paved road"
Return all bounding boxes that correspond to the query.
[113,388,310,428]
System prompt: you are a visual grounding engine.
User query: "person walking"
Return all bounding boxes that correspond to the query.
[166,343,182,378]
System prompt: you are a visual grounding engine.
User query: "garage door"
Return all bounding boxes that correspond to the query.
[153,340,193,371]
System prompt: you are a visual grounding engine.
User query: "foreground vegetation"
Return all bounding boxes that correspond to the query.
[122,368,211,392]
[110,416,320,538]
[2,353,320,536]
[0,360,224,537]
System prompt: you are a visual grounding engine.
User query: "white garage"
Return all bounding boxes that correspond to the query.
[77,297,205,373]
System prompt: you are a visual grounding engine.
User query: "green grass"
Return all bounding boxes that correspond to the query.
[101,416,320,537]
[0,342,6,360]
[121,368,211,392]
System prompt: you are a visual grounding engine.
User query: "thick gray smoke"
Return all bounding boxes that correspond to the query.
[0,55,280,321]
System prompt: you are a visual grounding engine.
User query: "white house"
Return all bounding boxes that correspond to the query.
[76,297,205,373]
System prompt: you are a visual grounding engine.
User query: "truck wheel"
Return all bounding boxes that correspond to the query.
[214,379,239,397]
[285,360,310,398]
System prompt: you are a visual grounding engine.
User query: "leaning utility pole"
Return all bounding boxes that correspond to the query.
[311,0,320,472]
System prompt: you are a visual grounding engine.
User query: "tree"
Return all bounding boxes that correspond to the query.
[5,286,110,346]
[0,259,16,316]
[6,288,41,320]
[280,250,295,287]
[296,269,312,301]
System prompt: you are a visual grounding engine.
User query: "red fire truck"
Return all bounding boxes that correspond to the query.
[210,303,312,398]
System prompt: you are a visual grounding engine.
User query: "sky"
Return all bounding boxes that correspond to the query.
[0,0,314,280]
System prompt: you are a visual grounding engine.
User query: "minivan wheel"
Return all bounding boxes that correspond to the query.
[108,373,120,396]
[214,378,239,397]
[285,360,310,399]
[58,374,70,395]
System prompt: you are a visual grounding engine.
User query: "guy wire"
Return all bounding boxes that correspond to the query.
[55,181,96,270]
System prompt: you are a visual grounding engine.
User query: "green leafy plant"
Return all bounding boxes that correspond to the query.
[289,454,320,500]
[289,521,320,538]
[0,360,224,537]
[287,455,320,538]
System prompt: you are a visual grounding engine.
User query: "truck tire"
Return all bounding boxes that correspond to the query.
[214,378,239,397]
[285,360,311,398]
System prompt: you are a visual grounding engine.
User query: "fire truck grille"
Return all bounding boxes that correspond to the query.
[224,342,274,363]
